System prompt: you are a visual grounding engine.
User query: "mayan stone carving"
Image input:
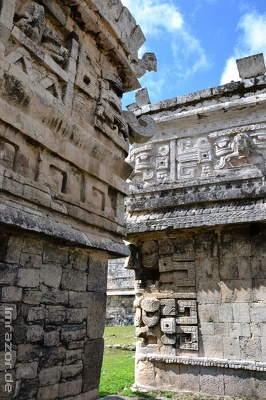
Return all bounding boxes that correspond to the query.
[0,1,156,399]
[126,55,266,398]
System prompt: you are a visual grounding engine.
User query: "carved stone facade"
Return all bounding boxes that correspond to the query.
[0,1,156,399]
[126,55,266,398]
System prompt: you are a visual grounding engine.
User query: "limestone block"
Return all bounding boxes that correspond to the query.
[66,349,83,365]
[218,304,234,323]
[233,303,251,323]
[141,298,160,312]
[224,369,256,397]
[237,53,266,79]
[223,337,240,359]
[16,362,38,379]
[37,383,59,400]
[87,293,106,339]
[250,303,266,323]
[16,268,40,288]
[40,264,62,288]
[83,339,104,391]
[1,286,22,302]
[43,244,69,265]
[135,360,156,388]
[255,371,266,399]
[61,325,86,343]
[198,304,219,324]
[214,323,229,336]
[69,291,89,308]
[12,317,27,344]
[179,365,200,392]
[20,253,42,269]
[61,269,87,291]
[87,258,108,293]
[59,379,83,398]
[39,366,62,386]
[45,305,66,325]
[27,325,44,342]
[22,289,42,304]
[42,288,68,305]
[27,307,45,323]
[200,335,224,358]
[39,347,66,369]
[44,330,60,347]
[199,367,225,396]
[66,308,87,324]
[240,337,262,361]
[62,364,83,379]
[5,237,23,263]
[0,264,18,284]
[17,344,39,363]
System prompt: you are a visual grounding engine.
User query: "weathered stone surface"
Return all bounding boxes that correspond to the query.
[126,55,266,398]
[83,339,104,392]
[87,293,106,339]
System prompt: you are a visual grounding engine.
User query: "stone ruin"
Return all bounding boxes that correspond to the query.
[0,1,156,399]
[126,54,266,398]
[106,258,134,326]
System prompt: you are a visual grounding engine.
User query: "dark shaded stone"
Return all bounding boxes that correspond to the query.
[83,339,104,391]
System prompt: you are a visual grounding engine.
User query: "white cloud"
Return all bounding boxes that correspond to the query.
[121,0,183,35]
[220,11,266,85]
[122,0,209,102]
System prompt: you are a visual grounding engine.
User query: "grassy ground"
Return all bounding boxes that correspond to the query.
[99,325,136,397]
[99,326,252,400]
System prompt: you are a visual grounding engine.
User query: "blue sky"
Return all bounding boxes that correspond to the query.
[122,0,266,108]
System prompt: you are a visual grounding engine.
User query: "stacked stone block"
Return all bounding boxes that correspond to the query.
[0,233,108,399]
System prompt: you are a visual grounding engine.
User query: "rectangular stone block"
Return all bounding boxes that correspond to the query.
[83,339,104,392]
[87,293,106,339]
[16,268,40,288]
[40,264,62,288]
[179,365,200,392]
[37,383,59,400]
[16,362,38,379]
[224,369,256,397]
[223,337,240,359]
[39,366,62,386]
[87,258,108,293]
[61,269,87,291]
[199,366,225,396]
[59,379,83,398]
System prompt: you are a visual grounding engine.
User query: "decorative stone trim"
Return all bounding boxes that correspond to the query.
[137,354,266,372]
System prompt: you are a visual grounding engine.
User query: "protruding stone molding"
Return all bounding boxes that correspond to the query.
[127,198,266,233]
[0,198,130,256]
[123,111,157,144]
[136,353,266,372]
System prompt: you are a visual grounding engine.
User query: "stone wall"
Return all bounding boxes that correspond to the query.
[106,258,134,326]
[0,0,156,398]
[126,55,266,398]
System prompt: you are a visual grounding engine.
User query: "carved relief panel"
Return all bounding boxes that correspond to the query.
[129,124,266,185]
[130,238,198,355]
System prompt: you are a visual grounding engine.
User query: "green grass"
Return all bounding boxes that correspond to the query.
[99,326,136,397]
